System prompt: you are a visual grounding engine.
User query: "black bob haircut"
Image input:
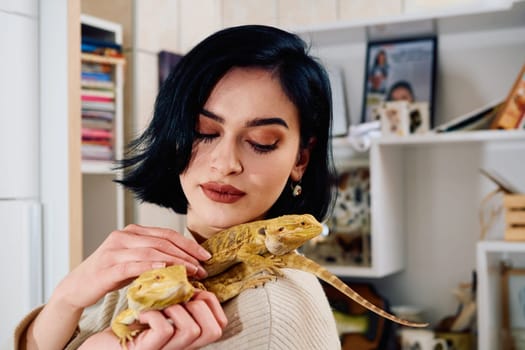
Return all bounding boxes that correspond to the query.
[117,25,336,222]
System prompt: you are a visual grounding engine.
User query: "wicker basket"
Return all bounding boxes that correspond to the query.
[504,194,525,241]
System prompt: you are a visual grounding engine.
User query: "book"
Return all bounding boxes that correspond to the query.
[82,117,112,131]
[81,89,115,99]
[82,101,116,111]
[82,71,112,81]
[434,98,502,133]
[81,95,114,103]
[81,79,115,90]
[81,109,114,121]
[490,63,525,130]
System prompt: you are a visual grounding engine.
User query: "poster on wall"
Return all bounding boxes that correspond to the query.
[361,36,437,126]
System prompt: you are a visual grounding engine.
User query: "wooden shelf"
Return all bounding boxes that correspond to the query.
[81,160,116,175]
[81,14,125,259]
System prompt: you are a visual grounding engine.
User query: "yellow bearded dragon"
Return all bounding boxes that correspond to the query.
[206,251,429,327]
[111,265,194,348]
[111,214,427,348]
[111,214,322,347]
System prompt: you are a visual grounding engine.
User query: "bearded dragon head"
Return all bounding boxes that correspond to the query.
[263,214,322,255]
[127,265,194,312]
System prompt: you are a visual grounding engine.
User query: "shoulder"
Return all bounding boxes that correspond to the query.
[206,269,340,350]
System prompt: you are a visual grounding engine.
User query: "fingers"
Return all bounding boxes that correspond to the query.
[135,311,175,349]
[190,290,229,328]
[105,246,207,279]
[98,227,209,279]
[162,295,226,349]
[135,297,227,350]
[59,223,210,311]
[123,224,212,261]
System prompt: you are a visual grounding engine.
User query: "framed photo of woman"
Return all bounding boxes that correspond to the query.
[361,36,437,126]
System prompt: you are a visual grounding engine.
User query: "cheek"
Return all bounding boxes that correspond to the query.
[244,152,296,185]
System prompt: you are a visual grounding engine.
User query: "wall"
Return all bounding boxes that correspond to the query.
[80,0,435,231]
[78,3,519,323]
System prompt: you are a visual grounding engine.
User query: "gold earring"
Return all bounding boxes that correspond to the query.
[292,182,302,197]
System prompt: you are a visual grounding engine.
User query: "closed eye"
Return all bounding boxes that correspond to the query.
[195,131,218,143]
[248,140,278,154]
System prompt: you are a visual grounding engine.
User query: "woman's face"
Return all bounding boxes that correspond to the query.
[180,67,310,239]
[390,86,414,102]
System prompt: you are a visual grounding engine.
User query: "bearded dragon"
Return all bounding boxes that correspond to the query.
[111,214,321,347]
[112,214,427,347]
[111,265,194,349]
[204,251,428,328]
[199,214,323,277]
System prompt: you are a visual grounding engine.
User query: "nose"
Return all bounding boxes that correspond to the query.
[210,137,243,175]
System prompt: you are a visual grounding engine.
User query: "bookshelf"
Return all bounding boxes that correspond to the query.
[80,14,125,259]
[293,0,525,344]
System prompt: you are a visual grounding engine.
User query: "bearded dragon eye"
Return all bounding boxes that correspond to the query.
[258,227,266,235]
[300,222,305,225]
[278,227,284,232]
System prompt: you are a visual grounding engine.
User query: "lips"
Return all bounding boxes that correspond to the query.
[200,182,246,203]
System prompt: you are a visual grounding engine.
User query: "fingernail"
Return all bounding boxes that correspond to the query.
[199,248,212,260]
[152,262,166,269]
[197,265,208,278]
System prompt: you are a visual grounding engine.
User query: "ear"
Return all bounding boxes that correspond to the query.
[290,137,316,182]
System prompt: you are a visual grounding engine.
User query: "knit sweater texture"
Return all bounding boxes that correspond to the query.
[14,268,341,349]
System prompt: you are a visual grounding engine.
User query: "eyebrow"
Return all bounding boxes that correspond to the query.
[201,109,289,129]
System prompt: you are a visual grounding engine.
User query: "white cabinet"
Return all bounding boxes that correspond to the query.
[0,11,38,199]
[294,0,525,344]
[80,15,125,258]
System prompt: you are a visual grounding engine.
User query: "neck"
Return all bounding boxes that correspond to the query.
[187,227,208,244]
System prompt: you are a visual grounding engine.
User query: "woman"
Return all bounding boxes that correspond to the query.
[16,25,339,349]
[368,49,389,94]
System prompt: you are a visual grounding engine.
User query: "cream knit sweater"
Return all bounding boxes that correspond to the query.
[14,268,341,349]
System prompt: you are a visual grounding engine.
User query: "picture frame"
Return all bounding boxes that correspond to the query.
[325,65,349,137]
[501,263,525,330]
[361,36,437,126]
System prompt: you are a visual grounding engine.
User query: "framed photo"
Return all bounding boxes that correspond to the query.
[325,65,349,137]
[501,263,525,330]
[361,36,437,126]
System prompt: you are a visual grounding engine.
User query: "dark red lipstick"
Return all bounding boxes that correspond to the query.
[201,182,245,203]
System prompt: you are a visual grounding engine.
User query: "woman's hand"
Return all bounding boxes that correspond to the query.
[54,224,211,312]
[79,290,228,350]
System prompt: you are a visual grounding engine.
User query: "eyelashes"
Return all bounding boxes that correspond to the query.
[194,132,218,144]
[248,140,278,154]
[194,132,278,154]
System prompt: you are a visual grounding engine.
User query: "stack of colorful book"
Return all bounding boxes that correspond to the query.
[81,61,115,161]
